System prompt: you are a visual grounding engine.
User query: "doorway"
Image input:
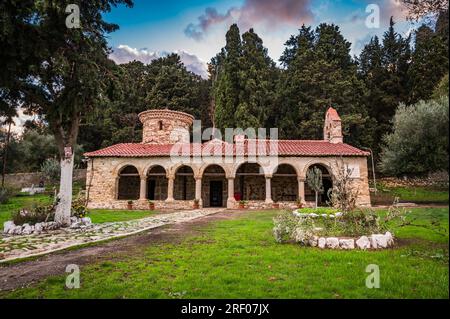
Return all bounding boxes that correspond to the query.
[209,181,223,207]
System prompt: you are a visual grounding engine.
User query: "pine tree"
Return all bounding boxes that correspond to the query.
[277,23,371,147]
[408,24,449,103]
[214,24,242,130]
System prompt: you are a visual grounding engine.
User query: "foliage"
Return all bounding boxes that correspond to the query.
[0,187,16,204]
[71,195,88,219]
[379,97,449,176]
[306,166,323,208]
[408,25,449,103]
[11,202,57,226]
[432,73,449,100]
[296,207,338,215]
[40,158,61,185]
[277,24,372,148]
[327,161,360,212]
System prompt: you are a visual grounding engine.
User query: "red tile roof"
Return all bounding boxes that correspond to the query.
[84,140,369,158]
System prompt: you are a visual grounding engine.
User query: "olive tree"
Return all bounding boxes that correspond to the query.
[306,166,324,209]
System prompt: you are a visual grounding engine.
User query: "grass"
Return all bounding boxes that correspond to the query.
[373,183,449,204]
[1,207,448,299]
[0,194,155,230]
[88,209,155,224]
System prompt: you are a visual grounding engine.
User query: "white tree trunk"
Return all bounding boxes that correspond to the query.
[54,154,74,226]
[315,191,318,209]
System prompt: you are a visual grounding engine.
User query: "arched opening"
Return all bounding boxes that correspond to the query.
[174,166,195,200]
[202,165,227,207]
[117,165,140,200]
[235,163,265,201]
[272,164,298,202]
[147,166,168,200]
[305,164,333,206]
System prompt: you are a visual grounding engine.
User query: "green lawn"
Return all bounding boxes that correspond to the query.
[2,207,448,299]
[373,184,449,205]
[88,209,155,224]
[0,194,155,230]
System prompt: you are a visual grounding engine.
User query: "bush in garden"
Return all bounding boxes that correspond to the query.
[71,194,89,218]
[12,202,57,225]
[273,211,300,243]
[0,187,17,204]
[327,160,359,213]
[40,158,60,185]
[379,96,449,176]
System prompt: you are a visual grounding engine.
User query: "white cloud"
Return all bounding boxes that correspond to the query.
[109,45,208,79]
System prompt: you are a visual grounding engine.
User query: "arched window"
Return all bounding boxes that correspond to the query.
[117,165,140,200]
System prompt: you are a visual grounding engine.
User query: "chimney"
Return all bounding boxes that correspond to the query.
[323,107,343,144]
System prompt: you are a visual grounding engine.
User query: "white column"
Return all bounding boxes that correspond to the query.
[298,178,305,203]
[195,177,202,206]
[227,178,235,208]
[166,177,175,201]
[265,177,273,204]
[139,176,147,200]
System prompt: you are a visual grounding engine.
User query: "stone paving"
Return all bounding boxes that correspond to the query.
[0,208,224,263]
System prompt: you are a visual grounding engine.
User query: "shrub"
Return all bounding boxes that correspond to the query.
[71,196,88,218]
[379,97,449,176]
[12,202,57,226]
[40,158,60,185]
[273,211,300,243]
[327,160,360,212]
[0,187,17,204]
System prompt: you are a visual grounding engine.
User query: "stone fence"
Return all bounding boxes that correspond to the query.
[4,169,86,189]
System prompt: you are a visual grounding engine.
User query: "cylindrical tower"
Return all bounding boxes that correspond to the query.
[138,109,194,144]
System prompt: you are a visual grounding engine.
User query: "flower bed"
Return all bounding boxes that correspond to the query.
[273,209,396,250]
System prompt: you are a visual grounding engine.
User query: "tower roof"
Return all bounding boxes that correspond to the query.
[326,107,341,121]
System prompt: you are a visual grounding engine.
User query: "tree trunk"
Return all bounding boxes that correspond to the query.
[315,191,318,209]
[1,121,12,188]
[54,154,74,226]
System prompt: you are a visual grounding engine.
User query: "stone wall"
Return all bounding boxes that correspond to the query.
[139,109,194,144]
[4,169,86,189]
[86,155,371,209]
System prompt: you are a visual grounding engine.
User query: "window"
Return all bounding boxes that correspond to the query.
[158,121,163,130]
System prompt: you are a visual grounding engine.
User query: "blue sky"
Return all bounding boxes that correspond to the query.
[104,0,414,77]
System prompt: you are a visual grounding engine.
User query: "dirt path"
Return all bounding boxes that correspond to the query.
[0,210,250,292]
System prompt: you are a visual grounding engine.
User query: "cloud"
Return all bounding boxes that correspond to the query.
[185,0,314,40]
[109,45,208,78]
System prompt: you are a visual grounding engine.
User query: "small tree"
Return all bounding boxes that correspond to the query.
[328,160,360,213]
[306,166,323,209]
[379,97,449,176]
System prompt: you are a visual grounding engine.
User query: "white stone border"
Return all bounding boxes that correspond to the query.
[292,210,395,250]
[308,232,394,250]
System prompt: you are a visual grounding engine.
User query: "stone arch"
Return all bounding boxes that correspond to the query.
[271,164,298,202]
[201,164,228,208]
[147,165,168,200]
[234,162,266,201]
[117,165,140,200]
[199,162,230,178]
[174,165,195,200]
[169,163,198,179]
[301,159,335,180]
[304,162,334,206]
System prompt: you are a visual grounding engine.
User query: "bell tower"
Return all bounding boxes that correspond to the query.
[323,107,343,144]
[138,109,194,144]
